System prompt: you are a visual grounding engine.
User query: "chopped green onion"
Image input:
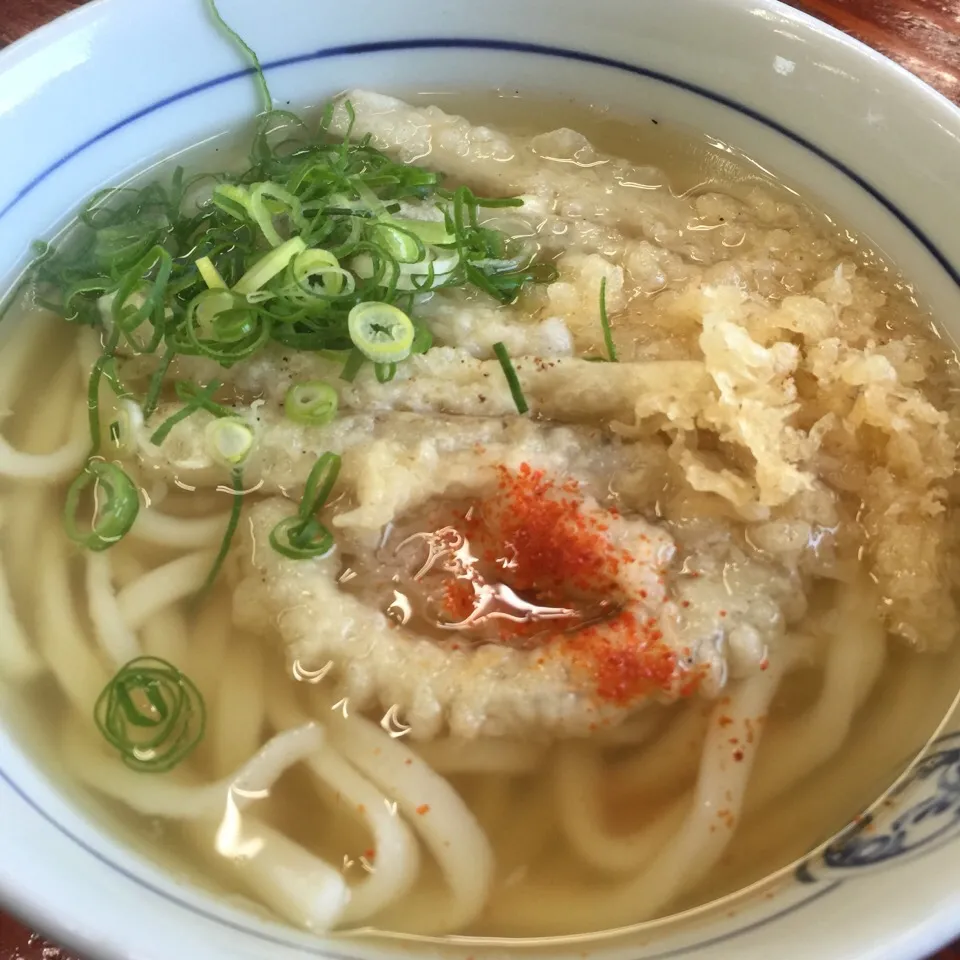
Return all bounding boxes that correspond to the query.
[233,236,306,295]
[142,348,175,421]
[410,322,433,355]
[300,451,341,519]
[492,341,529,415]
[269,452,341,560]
[195,255,227,289]
[211,183,251,221]
[86,326,122,456]
[64,459,140,551]
[200,467,246,593]
[188,290,237,337]
[269,516,335,560]
[374,224,424,264]
[289,248,347,297]
[110,399,144,455]
[29,86,565,567]
[391,218,455,246]
[100,358,128,399]
[149,405,199,447]
[174,380,234,419]
[205,417,255,467]
[374,362,397,383]
[150,380,226,447]
[111,246,172,347]
[284,380,338,425]
[348,301,414,363]
[182,290,270,365]
[206,0,271,111]
[599,276,617,362]
[94,656,205,772]
[340,348,365,382]
[248,181,304,248]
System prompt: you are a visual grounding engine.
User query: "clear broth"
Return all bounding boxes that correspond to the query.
[1,91,959,944]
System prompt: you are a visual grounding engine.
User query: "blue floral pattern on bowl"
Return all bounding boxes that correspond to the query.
[797,730,960,883]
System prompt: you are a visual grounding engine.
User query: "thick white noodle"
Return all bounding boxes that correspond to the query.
[266,681,421,925]
[468,777,514,837]
[555,742,688,874]
[745,595,886,814]
[187,595,231,697]
[62,721,325,819]
[0,311,48,409]
[608,703,710,796]
[35,522,108,712]
[184,596,232,772]
[116,550,215,632]
[314,690,496,935]
[4,489,52,621]
[111,554,191,665]
[0,500,43,681]
[562,637,821,876]
[211,634,265,778]
[184,816,350,932]
[706,652,933,895]
[140,605,192,666]
[487,652,792,934]
[85,552,141,667]
[490,775,557,876]
[0,362,88,482]
[595,709,665,747]
[68,701,351,932]
[0,347,89,680]
[412,737,547,775]
[129,508,230,549]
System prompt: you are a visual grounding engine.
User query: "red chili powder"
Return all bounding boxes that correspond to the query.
[563,609,678,704]
[436,463,698,706]
[476,463,626,602]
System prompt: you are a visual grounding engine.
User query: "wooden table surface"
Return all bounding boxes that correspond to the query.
[1,0,959,958]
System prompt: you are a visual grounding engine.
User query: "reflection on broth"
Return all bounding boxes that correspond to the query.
[0,85,959,943]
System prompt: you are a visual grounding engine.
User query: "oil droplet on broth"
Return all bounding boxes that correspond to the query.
[338,497,620,649]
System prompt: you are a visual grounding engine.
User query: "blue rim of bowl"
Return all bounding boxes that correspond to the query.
[0,35,959,297]
[0,34,957,959]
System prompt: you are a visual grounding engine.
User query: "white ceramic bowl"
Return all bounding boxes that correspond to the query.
[1,1,959,958]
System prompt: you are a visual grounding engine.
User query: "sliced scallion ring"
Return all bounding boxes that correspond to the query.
[182,291,270,364]
[189,289,237,339]
[94,656,205,772]
[110,398,144,455]
[211,183,251,221]
[290,248,348,297]
[374,224,424,264]
[248,181,304,248]
[233,236,306,295]
[268,516,335,560]
[64,459,141,552]
[195,255,227,290]
[205,417,256,467]
[347,301,415,363]
[268,452,341,560]
[284,380,338,426]
[390,218,455,246]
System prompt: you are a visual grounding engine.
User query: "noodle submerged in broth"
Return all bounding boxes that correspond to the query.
[1,82,960,942]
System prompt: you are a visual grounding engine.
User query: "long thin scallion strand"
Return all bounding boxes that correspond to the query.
[205,0,272,113]
[599,276,618,362]
[492,341,529,415]
[200,467,246,594]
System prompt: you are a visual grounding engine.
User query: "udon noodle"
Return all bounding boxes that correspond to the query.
[1,89,959,942]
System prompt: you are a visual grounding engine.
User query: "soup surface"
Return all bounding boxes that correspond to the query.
[1,89,959,942]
